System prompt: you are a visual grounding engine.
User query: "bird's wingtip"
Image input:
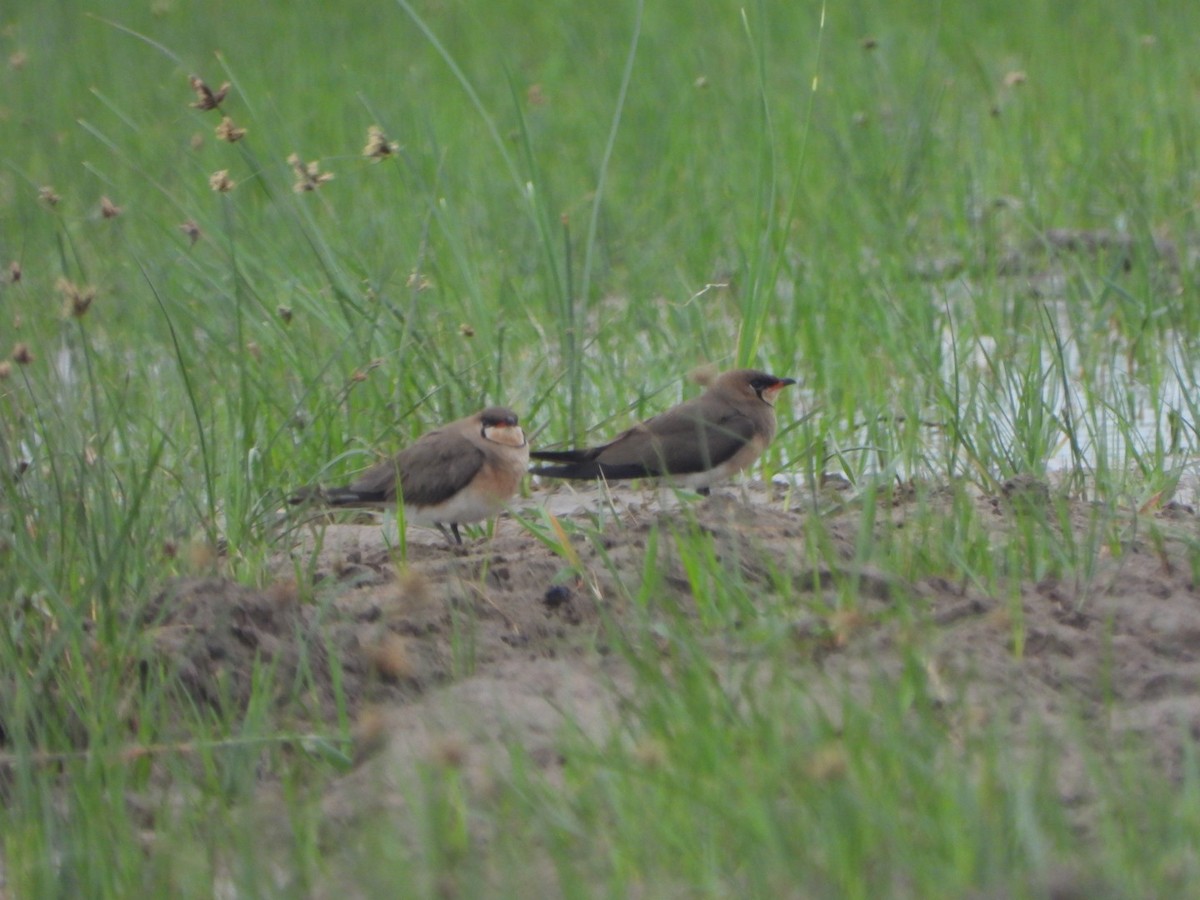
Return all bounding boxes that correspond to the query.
[288,486,325,505]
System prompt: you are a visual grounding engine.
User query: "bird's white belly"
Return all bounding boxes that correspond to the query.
[405,489,504,527]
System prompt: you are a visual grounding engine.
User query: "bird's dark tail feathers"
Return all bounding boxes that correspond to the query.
[528,462,601,480]
[529,448,592,464]
[288,486,387,506]
[528,447,605,480]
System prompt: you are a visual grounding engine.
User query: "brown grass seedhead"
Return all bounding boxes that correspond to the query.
[276,305,293,324]
[57,279,97,318]
[829,609,867,647]
[368,632,416,681]
[11,343,33,365]
[187,538,218,570]
[352,705,390,764]
[688,363,720,388]
[363,125,399,160]
[267,578,300,608]
[8,261,20,283]
[179,220,202,245]
[287,153,334,192]
[99,196,122,219]
[631,738,668,770]
[215,116,246,143]
[805,742,849,781]
[1003,70,1027,87]
[428,734,467,770]
[405,270,432,291]
[396,567,432,606]
[0,361,11,380]
[189,74,230,111]
[348,358,384,385]
[208,170,236,193]
[38,185,60,207]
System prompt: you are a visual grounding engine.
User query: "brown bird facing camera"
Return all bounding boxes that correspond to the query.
[292,406,529,544]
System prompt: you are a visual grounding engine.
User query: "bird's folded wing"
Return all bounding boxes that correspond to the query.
[595,409,755,476]
[349,431,485,507]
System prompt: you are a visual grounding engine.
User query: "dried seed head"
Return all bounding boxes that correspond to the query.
[688,363,720,388]
[188,74,230,110]
[266,578,299,607]
[287,153,334,192]
[428,734,467,769]
[396,566,431,607]
[99,196,122,219]
[352,705,389,765]
[0,361,11,380]
[458,323,475,338]
[631,738,668,769]
[405,270,432,291]
[363,125,399,160]
[187,537,217,570]
[57,278,97,318]
[829,609,867,647]
[38,185,60,207]
[8,261,20,283]
[179,220,202,245]
[1003,70,1027,87]
[208,170,236,193]
[215,116,246,143]
[367,632,416,681]
[276,305,293,324]
[11,343,33,365]
[805,742,849,781]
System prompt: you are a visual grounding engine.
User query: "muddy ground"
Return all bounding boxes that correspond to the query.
[138,478,1200,888]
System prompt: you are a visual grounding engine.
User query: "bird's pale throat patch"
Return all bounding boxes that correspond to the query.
[761,383,786,404]
[485,424,527,448]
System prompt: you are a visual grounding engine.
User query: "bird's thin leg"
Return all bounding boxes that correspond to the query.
[436,522,460,545]
[451,523,463,545]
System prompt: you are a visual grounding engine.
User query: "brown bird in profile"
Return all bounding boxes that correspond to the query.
[529,369,796,493]
[293,407,529,544]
